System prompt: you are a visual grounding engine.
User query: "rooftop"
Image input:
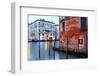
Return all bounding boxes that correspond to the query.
[28,19,55,25]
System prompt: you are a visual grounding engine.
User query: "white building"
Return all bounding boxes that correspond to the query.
[28,19,59,41]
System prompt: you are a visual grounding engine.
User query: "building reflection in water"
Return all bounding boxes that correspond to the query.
[28,41,79,60]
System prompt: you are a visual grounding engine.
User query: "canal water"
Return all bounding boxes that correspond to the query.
[28,41,78,61]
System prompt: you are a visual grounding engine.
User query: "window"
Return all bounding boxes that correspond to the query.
[78,39,83,44]
[81,17,88,28]
[62,22,65,32]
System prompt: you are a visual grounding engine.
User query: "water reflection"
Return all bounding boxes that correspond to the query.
[28,41,78,61]
[28,41,65,60]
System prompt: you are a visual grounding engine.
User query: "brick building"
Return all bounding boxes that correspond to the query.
[59,16,88,53]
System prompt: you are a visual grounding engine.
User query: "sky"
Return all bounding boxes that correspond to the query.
[28,15,59,24]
